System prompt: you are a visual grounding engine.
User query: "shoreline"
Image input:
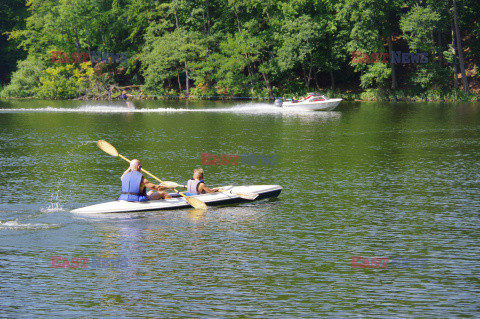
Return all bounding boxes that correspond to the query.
[1,89,479,103]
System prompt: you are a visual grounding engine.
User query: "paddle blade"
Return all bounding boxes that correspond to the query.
[185,196,208,210]
[97,140,119,157]
[219,189,258,200]
[236,192,259,200]
[161,181,186,188]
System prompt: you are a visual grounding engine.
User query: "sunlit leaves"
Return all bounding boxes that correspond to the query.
[400,5,441,52]
[36,62,95,99]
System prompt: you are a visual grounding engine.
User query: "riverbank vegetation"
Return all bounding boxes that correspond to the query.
[0,0,479,101]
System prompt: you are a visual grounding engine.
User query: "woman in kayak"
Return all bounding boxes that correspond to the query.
[186,168,219,195]
[118,159,173,201]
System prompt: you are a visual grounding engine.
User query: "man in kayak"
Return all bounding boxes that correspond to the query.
[118,159,173,201]
[186,168,219,195]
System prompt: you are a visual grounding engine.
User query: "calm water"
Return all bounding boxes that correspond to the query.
[1,99,480,318]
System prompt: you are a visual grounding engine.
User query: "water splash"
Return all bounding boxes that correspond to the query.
[50,140,97,212]
[40,202,66,213]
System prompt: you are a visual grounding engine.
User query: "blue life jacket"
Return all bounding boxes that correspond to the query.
[118,170,148,202]
[187,178,205,195]
[122,93,127,101]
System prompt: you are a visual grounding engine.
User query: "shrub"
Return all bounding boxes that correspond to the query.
[36,62,94,99]
[1,55,45,98]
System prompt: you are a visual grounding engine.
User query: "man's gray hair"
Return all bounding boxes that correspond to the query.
[130,159,141,170]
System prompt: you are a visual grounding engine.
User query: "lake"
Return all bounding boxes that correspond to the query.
[1,99,479,318]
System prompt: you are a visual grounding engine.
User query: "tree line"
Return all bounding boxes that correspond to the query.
[0,0,479,100]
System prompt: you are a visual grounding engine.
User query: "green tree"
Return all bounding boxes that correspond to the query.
[276,15,323,89]
[337,0,403,89]
[400,4,449,90]
[0,55,45,97]
[142,26,205,95]
[210,32,263,96]
[0,0,27,84]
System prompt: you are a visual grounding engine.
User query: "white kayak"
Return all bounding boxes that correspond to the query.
[71,185,282,214]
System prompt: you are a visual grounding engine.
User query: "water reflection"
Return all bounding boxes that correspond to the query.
[187,208,207,221]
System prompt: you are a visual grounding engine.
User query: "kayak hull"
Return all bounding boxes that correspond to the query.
[71,185,282,214]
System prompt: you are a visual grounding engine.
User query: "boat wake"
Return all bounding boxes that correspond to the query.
[0,218,61,230]
[0,103,341,118]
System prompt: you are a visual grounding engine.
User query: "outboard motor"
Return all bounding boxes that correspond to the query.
[274,98,283,107]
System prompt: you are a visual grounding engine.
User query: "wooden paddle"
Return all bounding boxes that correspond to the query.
[166,182,258,200]
[96,140,208,210]
[218,189,258,200]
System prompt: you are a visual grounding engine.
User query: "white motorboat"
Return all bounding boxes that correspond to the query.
[275,93,342,111]
[71,185,282,214]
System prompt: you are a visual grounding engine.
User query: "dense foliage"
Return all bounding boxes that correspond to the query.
[1,0,479,100]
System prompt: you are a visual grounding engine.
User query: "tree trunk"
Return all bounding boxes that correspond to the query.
[304,53,313,89]
[185,61,189,96]
[232,7,255,94]
[451,19,459,89]
[174,10,180,29]
[204,0,211,34]
[177,72,182,91]
[233,6,242,33]
[265,9,271,21]
[452,0,469,92]
[86,39,92,64]
[438,31,443,66]
[73,24,81,63]
[308,56,313,89]
[82,7,93,64]
[330,70,335,90]
[202,1,212,90]
[302,67,307,89]
[388,35,397,89]
[69,1,81,63]
[262,72,273,100]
